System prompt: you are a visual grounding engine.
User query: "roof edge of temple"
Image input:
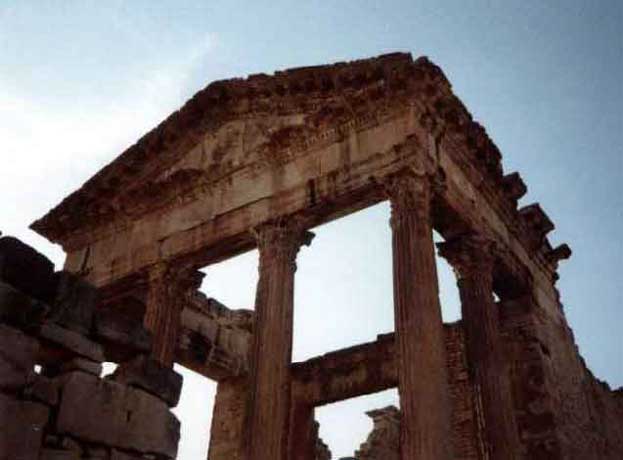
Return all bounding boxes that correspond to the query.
[31,52,452,242]
[32,50,540,266]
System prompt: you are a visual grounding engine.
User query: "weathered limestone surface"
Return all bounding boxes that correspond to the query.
[50,270,99,335]
[0,239,184,460]
[0,280,49,329]
[112,354,184,407]
[144,265,203,367]
[208,377,247,460]
[245,221,313,460]
[439,234,520,459]
[0,393,49,460]
[291,333,397,406]
[39,322,106,362]
[293,325,480,460]
[386,169,452,460]
[57,371,180,457]
[444,323,481,459]
[0,236,55,301]
[0,324,38,391]
[314,422,332,460]
[25,374,60,406]
[93,307,152,356]
[288,403,316,460]
[58,356,103,376]
[177,294,252,380]
[501,297,623,460]
[354,406,400,460]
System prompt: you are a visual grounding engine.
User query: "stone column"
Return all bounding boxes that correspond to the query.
[245,220,314,460]
[438,234,520,460]
[208,377,247,460]
[144,263,203,367]
[385,169,452,460]
[288,403,316,460]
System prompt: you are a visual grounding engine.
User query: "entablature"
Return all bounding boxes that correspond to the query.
[32,53,570,322]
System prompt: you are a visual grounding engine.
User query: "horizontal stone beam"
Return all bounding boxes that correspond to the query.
[176,321,468,407]
[291,333,397,406]
[175,302,252,381]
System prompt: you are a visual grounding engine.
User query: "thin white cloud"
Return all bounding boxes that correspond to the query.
[0,32,218,265]
[1,29,220,460]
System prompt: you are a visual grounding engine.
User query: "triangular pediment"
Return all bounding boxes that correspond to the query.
[32,52,508,248]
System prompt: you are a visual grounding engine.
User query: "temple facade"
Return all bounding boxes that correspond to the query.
[2,53,621,460]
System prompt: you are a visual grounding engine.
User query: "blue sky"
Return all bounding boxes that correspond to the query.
[1,1,621,458]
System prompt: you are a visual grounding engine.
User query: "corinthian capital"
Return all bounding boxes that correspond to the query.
[253,218,314,270]
[384,168,432,229]
[436,233,497,281]
[147,261,171,284]
[147,262,204,297]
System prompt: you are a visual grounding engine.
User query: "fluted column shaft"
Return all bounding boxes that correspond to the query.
[144,264,203,367]
[245,221,313,460]
[289,403,316,460]
[438,234,520,460]
[386,170,452,460]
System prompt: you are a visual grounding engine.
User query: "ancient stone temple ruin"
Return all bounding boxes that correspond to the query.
[2,53,622,459]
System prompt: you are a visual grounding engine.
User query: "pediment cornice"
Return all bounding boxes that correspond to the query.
[30,52,567,280]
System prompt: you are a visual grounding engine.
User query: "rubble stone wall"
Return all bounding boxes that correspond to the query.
[0,236,182,460]
[501,297,623,460]
[354,407,400,460]
[542,316,623,459]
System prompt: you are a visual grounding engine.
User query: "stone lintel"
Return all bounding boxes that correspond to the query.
[291,334,397,406]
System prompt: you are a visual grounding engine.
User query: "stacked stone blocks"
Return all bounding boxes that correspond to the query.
[0,236,182,460]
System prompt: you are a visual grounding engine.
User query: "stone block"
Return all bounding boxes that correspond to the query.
[112,355,183,407]
[60,357,103,377]
[110,449,143,460]
[39,449,81,460]
[0,280,49,330]
[83,445,110,459]
[49,271,99,335]
[57,372,180,458]
[0,324,38,391]
[40,322,105,362]
[0,236,55,302]
[25,374,60,406]
[0,393,49,460]
[93,308,152,354]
